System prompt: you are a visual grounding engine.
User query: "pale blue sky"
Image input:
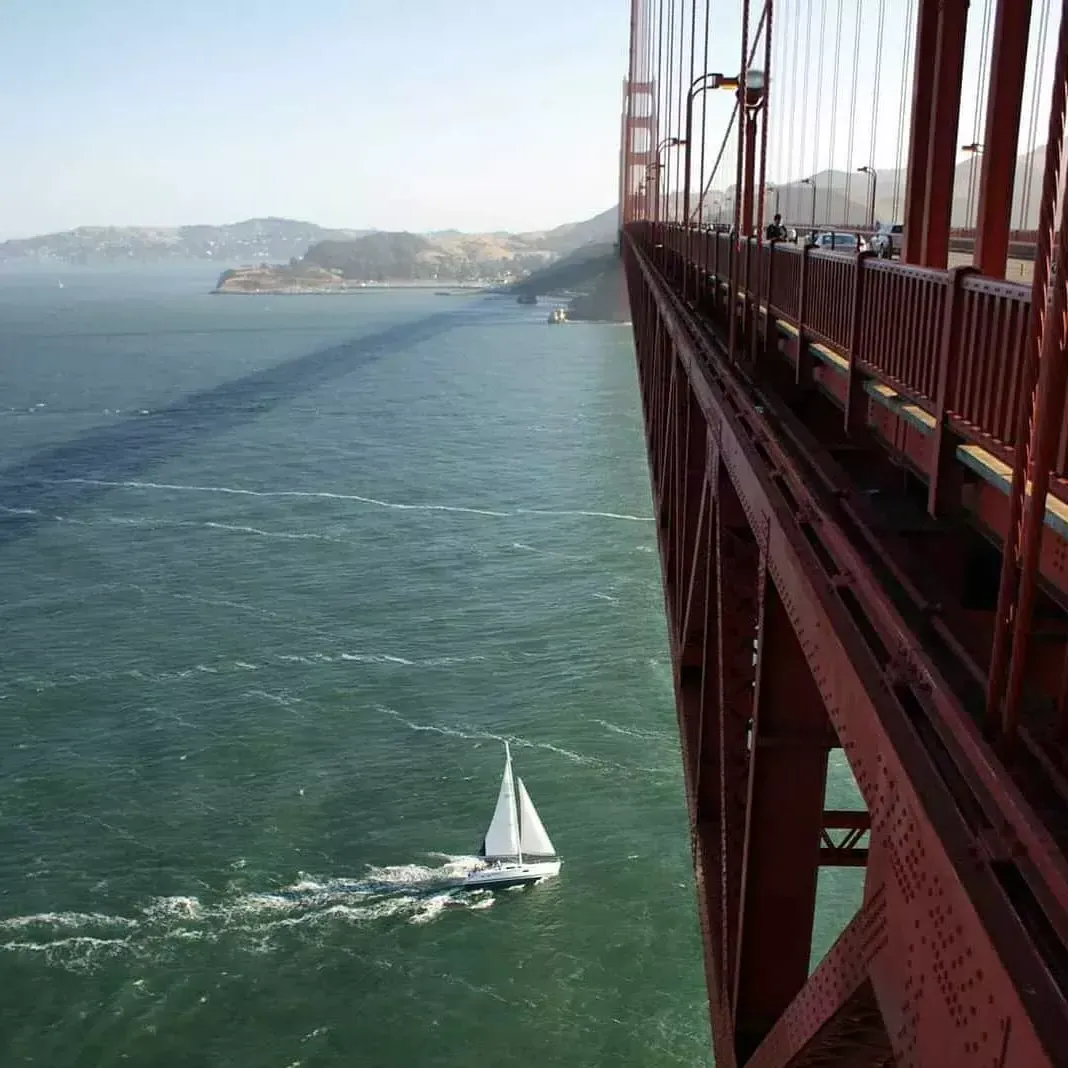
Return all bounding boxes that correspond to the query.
[3,1,1057,239]
[1,0,630,238]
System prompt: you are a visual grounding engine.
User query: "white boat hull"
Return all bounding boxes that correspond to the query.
[462,858,561,889]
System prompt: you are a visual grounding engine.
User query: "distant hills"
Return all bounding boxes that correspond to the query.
[0,138,1044,276]
[0,217,377,267]
[665,143,1046,229]
[0,208,621,279]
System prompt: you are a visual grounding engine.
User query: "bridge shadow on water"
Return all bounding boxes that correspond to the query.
[0,305,476,548]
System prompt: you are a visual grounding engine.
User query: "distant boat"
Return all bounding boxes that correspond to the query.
[547,307,567,324]
[57,280,65,289]
[462,742,561,889]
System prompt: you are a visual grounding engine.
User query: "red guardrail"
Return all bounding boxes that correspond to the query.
[633,221,1049,476]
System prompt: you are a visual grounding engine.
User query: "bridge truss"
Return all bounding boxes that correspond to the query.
[620,1,1068,1065]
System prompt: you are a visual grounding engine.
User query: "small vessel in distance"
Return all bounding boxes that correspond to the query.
[547,307,567,324]
[463,742,561,889]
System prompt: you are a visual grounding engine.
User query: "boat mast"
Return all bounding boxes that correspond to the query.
[507,740,523,865]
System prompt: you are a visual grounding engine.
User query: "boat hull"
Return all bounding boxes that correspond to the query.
[462,858,561,890]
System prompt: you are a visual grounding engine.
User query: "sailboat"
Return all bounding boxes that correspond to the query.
[463,742,561,889]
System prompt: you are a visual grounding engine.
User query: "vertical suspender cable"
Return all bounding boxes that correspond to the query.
[810,0,828,208]
[867,0,887,224]
[966,0,994,226]
[698,0,710,225]
[692,4,766,220]
[799,0,814,220]
[785,0,803,215]
[891,0,915,222]
[734,0,752,237]
[687,0,696,230]
[656,0,665,222]
[756,3,774,240]
[844,0,864,224]
[665,0,674,223]
[825,0,844,221]
[1018,0,1053,229]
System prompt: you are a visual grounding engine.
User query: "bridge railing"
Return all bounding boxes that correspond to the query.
[635,221,1063,479]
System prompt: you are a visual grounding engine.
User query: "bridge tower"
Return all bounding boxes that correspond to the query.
[620,1,1068,1066]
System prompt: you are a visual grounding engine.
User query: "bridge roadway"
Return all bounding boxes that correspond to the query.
[622,220,1068,1066]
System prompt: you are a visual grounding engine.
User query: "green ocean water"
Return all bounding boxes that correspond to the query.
[0,270,859,1066]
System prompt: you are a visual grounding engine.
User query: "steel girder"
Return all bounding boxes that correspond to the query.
[623,232,1068,1067]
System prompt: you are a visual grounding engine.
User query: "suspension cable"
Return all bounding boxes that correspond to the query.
[1019,0,1053,229]
[799,0,814,217]
[755,1,774,241]
[890,0,915,221]
[784,0,803,211]
[825,0,844,221]
[691,1,768,221]
[867,0,887,222]
[698,0,710,223]
[811,0,827,194]
[967,0,995,225]
[843,0,863,223]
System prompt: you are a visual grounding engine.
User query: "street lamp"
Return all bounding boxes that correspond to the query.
[650,137,684,222]
[681,72,747,225]
[801,177,816,230]
[858,165,877,228]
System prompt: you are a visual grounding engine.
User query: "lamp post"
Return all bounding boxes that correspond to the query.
[682,72,734,225]
[650,137,684,223]
[858,165,878,228]
[801,177,816,231]
[681,70,765,226]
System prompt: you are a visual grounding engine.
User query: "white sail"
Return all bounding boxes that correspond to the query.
[516,776,556,857]
[482,748,520,859]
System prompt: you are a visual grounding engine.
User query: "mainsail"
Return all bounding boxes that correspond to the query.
[481,745,521,860]
[516,776,556,858]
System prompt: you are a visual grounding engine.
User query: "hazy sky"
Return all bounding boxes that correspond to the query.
[2,1,1057,239]
[1,0,630,238]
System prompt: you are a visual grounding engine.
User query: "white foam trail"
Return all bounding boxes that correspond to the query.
[202,521,343,543]
[49,478,510,517]
[246,689,303,710]
[0,856,498,969]
[46,478,652,522]
[0,911,138,932]
[594,718,671,742]
[515,508,653,522]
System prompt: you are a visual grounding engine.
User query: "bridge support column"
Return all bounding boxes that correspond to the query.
[903,0,968,267]
[733,568,832,1061]
[974,0,1032,277]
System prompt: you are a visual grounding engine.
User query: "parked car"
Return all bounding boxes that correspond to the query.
[869,221,904,259]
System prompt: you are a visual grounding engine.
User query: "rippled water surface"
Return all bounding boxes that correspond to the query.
[0,270,718,1067]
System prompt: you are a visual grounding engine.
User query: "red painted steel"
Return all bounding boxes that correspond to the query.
[919,0,969,269]
[901,0,940,265]
[620,0,1068,1064]
[973,0,1034,278]
[624,230,1068,1065]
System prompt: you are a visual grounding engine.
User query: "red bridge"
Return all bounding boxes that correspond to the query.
[617,0,1068,1064]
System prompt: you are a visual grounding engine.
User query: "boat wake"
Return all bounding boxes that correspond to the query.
[0,856,499,973]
